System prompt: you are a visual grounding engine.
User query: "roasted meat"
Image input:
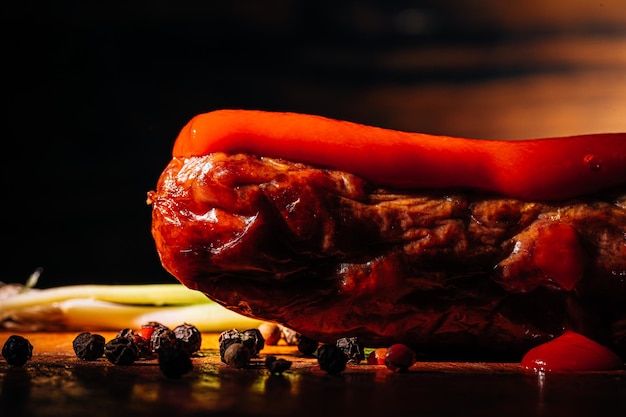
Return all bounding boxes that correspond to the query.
[148,152,626,360]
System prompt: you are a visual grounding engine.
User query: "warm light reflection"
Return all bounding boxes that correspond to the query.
[535,370,546,416]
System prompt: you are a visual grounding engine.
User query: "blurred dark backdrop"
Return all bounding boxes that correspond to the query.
[2,1,626,287]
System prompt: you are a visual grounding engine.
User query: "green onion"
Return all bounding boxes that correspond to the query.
[1,276,263,332]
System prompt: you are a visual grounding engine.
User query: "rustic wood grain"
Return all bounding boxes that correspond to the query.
[2,332,626,417]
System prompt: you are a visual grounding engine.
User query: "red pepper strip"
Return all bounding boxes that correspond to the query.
[172,109,626,201]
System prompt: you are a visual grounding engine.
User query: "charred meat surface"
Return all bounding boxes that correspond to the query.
[148,153,626,360]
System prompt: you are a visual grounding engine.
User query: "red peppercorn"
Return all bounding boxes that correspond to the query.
[385,344,416,372]
[257,323,282,346]
[134,327,154,341]
[367,348,388,365]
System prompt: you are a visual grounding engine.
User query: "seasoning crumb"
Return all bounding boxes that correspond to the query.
[72,332,105,361]
[265,355,292,374]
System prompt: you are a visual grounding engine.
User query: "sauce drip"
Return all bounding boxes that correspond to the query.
[521,331,624,373]
[532,222,584,291]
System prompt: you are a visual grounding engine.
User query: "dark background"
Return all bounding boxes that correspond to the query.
[3,1,626,288]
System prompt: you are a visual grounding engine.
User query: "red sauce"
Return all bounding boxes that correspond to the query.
[521,331,624,373]
[173,110,626,201]
[532,222,585,291]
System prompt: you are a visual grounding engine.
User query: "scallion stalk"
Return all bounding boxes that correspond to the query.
[0,282,263,332]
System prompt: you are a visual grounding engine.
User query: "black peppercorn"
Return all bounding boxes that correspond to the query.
[297,335,319,356]
[150,326,179,353]
[72,332,105,361]
[132,333,154,359]
[142,321,168,331]
[336,337,365,364]
[115,328,153,359]
[116,328,134,338]
[158,346,193,378]
[173,323,202,356]
[242,328,265,357]
[317,344,347,374]
[104,336,139,365]
[2,335,33,367]
[265,355,292,374]
[223,342,250,368]
[219,329,243,363]
[218,328,241,344]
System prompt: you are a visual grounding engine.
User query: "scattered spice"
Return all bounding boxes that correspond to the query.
[385,344,416,372]
[142,321,168,332]
[219,329,244,363]
[297,335,319,356]
[115,328,152,359]
[265,355,292,374]
[132,332,154,359]
[366,348,388,365]
[218,328,265,365]
[223,342,250,368]
[317,344,347,374]
[104,336,139,365]
[158,346,193,378]
[336,337,365,364]
[68,321,202,375]
[72,332,105,361]
[1,335,33,367]
[242,328,265,357]
[150,325,179,353]
[173,323,202,356]
[257,322,282,346]
[279,325,299,345]
[134,326,155,342]
[116,328,134,338]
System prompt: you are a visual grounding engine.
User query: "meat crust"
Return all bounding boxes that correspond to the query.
[149,153,626,359]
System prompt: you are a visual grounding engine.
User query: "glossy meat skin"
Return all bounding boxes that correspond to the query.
[149,153,626,359]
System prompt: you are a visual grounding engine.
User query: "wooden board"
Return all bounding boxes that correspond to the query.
[1,332,626,417]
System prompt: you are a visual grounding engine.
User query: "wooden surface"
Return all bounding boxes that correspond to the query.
[1,332,626,417]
